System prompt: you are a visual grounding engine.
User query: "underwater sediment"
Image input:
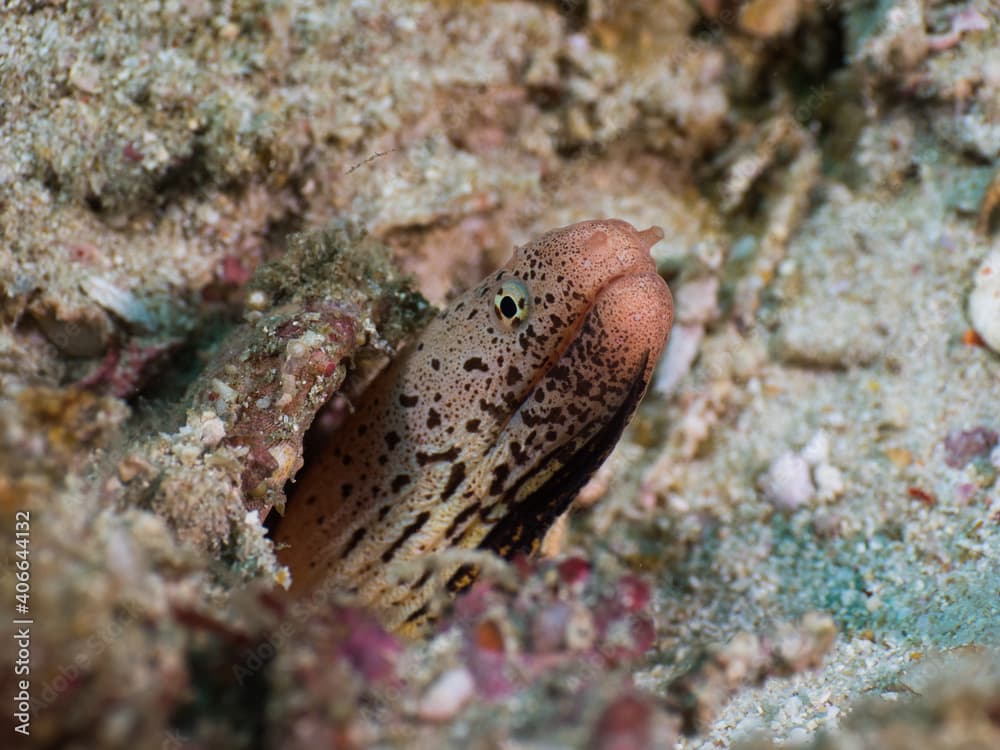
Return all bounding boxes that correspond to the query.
[1,1,999,748]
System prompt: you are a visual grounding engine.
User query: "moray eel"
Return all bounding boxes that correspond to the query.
[274,219,673,633]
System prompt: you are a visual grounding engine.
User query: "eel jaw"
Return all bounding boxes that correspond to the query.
[445,268,674,591]
[446,349,654,592]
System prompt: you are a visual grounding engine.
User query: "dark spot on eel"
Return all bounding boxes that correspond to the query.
[441,462,466,500]
[463,356,488,372]
[339,527,367,559]
[427,408,441,429]
[381,511,430,563]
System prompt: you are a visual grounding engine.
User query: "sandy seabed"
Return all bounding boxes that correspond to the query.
[1,1,999,748]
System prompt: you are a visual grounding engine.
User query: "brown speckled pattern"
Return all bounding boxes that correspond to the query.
[275,219,674,632]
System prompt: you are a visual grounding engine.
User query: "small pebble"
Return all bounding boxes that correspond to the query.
[246,290,269,311]
[654,324,703,396]
[968,251,1000,353]
[762,452,815,511]
[943,426,998,469]
[198,413,226,447]
[800,431,829,466]
[69,58,102,93]
[417,667,475,722]
[81,275,156,330]
[814,463,845,501]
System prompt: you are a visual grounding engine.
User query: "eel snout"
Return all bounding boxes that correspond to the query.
[589,269,673,383]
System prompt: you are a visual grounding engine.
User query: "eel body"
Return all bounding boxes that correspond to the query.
[274,219,674,633]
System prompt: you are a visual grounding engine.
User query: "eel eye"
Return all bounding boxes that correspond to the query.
[494,279,529,330]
